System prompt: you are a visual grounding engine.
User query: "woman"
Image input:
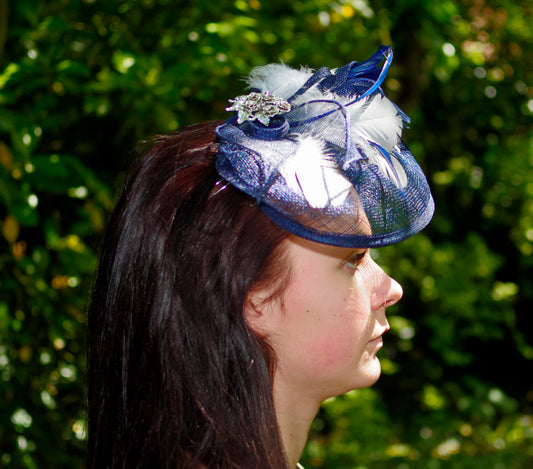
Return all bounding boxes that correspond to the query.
[87,46,434,468]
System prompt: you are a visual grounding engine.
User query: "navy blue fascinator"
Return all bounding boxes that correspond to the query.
[215,46,434,247]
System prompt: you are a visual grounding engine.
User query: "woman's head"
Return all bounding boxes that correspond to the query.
[211,47,433,415]
[88,121,292,468]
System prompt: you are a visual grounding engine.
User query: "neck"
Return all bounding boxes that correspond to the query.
[273,378,321,469]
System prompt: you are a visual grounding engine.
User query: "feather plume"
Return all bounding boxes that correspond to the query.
[348,94,403,152]
[279,136,353,208]
[290,89,403,152]
[247,64,314,100]
[363,142,408,189]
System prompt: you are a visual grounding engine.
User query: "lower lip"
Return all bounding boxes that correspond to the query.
[369,337,383,347]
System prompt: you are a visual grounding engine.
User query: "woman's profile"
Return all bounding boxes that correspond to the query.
[87,46,434,468]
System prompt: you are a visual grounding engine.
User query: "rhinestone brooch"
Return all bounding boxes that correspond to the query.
[226,91,291,126]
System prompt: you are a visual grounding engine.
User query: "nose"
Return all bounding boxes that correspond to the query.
[385,276,403,308]
[370,260,403,310]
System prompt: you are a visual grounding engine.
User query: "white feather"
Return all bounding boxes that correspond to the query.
[348,94,403,152]
[279,136,353,208]
[291,88,404,153]
[247,64,314,100]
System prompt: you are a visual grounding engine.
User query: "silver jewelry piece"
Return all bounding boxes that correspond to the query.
[226,91,291,126]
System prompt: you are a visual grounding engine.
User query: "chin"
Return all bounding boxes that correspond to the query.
[355,360,382,389]
[334,367,382,397]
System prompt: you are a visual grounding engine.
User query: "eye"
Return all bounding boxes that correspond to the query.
[343,249,368,271]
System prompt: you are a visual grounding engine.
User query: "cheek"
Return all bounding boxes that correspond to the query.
[302,291,372,369]
[307,332,354,369]
[345,284,372,323]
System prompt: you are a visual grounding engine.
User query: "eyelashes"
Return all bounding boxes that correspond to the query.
[343,249,369,271]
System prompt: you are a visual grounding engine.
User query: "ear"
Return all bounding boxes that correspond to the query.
[244,289,282,337]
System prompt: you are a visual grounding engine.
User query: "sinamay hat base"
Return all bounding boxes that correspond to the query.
[216,46,434,248]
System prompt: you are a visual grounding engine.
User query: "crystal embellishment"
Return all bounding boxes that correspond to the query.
[226,91,291,126]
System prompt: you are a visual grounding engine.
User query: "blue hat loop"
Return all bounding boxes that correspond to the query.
[239,116,290,141]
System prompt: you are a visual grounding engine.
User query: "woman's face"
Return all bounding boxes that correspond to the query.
[263,236,403,403]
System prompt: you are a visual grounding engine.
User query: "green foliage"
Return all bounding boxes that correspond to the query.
[1,0,532,467]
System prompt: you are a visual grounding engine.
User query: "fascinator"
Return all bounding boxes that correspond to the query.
[215,46,434,248]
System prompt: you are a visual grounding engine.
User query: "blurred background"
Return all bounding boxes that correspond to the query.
[1,0,532,467]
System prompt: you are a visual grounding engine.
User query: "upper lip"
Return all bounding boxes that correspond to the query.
[370,326,390,341]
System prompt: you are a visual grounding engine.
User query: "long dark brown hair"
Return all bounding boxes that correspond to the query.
[87,121,291,468]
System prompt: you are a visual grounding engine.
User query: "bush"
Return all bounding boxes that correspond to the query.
[1,1,532,467]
